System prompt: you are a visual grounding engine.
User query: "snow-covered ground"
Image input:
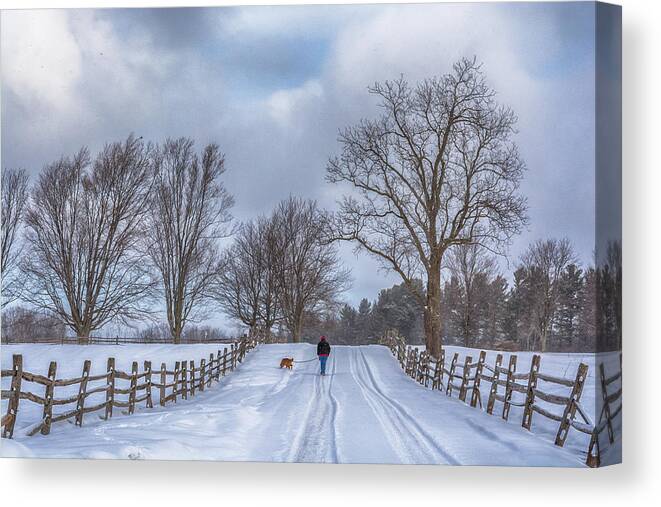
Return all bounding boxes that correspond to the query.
[412,345,622,465]
[1,343,592,466]
[1,343,236,436]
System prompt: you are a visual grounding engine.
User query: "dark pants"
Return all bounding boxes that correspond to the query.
[319,355,328,375]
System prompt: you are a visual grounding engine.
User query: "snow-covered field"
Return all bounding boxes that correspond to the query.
[1,343,611,466]
[1,343,235,437]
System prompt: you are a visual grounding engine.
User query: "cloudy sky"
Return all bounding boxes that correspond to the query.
[1,2,607,329]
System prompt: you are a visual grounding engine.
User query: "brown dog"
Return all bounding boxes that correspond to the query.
[279,357,294,370]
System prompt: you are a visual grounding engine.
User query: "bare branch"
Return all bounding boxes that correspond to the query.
[145,137,234,343]
[21,135,156,342]
[326,58,528,355]
[1,168,29,306]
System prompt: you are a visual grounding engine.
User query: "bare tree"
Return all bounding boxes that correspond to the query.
[21,135,156,343]
[146,138,234,343]
[1,305,67,343]
[519,238,576,352]
[327,58,527,356]
[216,216,281,336]
[272,197,351,343]
[447,243,498,347]
[1,168,29,306]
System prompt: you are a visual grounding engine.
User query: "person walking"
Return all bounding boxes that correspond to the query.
[317,336,331,376]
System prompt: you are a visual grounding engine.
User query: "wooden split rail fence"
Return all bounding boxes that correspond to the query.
[1,337,259,439]
[380,332,621,468]
[586,355,623,467]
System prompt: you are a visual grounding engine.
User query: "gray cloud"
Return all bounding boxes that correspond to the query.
[1,3,606,329]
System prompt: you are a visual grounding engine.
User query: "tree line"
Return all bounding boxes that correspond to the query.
[308,239,621,353]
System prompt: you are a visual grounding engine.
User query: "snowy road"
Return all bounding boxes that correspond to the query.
[1,344,585,466]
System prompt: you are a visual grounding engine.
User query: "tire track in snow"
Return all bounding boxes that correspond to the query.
[347,348,426,464]
[287,355,338,463]
[352,347,459,465]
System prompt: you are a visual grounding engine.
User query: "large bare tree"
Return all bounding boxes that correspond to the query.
[21,135,156,343]
[216,216,281,336]
[146,138,234,343]
[1,168,29,306]
[272,197,351,343]
[327,58,527,356]
[519,238,575,352]
[447,243,498,348]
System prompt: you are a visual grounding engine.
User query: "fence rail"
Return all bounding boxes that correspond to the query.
[1,335,242,345]
[1,337,259,439]
[380,331,621,468]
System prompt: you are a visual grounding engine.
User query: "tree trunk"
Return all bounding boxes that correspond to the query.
[540,324,548,352]
[291,312,304,343]
[462,315,471,348]
[172,323,182,345]
[77,324,91,345]
[424,268,443,358]
[291,323,301,343]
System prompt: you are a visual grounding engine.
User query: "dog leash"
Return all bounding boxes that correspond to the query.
[293,357,319,363]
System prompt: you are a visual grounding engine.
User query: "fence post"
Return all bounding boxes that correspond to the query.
[599,363,614,443]
[502,355,518,421]
[172,361,180,403]
[586,430,601,468]
[470,351,487,408]
[230,345,235,371]
[431,356,441,390]
[486,353,503,414]
[403,348,409,374]
[190,360,196,396]
[2,354,23,438]
[404,348,410,375]
[414,349,420,380]
[41,361,57,435]
[199,359,206,392]
[160,363,167,407]
[128,361,138,415]
[222,348,228,376]
[105,358,115,419]
[459,356,472,402]
[208,353,214,386]
[144,361,153,408]
[446,353,459,396]
[521,354,541,430]
[216,350,222,380]
[554,362,588,446]
[181,360,188,400]
[74,360,91,426]
[438,349,446,390]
